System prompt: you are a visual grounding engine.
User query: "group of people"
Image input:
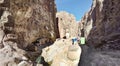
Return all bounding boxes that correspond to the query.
[64,28,85,45]
[65,32,85,45]
[72,37,85,45]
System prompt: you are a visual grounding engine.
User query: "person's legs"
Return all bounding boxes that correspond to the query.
[72,39,74,45]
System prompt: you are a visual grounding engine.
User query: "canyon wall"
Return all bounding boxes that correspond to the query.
[0,0,57,65]
[79,0,120,50]
[0,0,58,48]
[79,0,120,66]
[56,11,78,38]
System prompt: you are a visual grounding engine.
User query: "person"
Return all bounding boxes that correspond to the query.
[80,28,85,45]
[72,37,77,45]
[66,32,70,39]
[65,29,70,39]
[80,37,85,45]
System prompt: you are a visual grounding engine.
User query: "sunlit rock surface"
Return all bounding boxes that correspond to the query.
[0,0,4,4]
[0,36,28,66]
[42,38,81,66]
[56,11,78,38]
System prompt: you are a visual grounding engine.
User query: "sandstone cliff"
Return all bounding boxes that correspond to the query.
[0,0,57,66]
[56,11,78,38]
[79,0,120,49]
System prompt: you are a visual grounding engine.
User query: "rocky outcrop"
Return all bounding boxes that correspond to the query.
[0,0,57,66]
[42,38,81,66]
[79,0,120,49]
[56,11,78,38]
[78,0,120,66]
[0,0,58,48]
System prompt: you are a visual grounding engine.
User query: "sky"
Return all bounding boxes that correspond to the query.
[55,0,92,21]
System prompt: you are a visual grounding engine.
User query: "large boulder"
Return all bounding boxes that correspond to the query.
[42,38,81,66]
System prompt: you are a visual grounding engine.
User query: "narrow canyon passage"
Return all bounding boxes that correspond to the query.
[0,0,120,66]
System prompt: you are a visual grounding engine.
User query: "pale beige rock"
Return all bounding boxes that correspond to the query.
[36,64,43,66]
[0,0,4,3]
[56,11,78,38]
[67,45,81,61]
[0,10,11,24]
[7,61,17,66]
[0,30,4,43]
[0,10,10,44]
[0,45,25,66]
[18,61,31,66]
[42,38,81,66]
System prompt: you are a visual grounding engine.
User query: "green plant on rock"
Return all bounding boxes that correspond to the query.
[36,56,42,64]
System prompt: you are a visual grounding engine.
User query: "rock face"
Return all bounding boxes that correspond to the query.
[79,0,120,66]
[42,38,81,66]
[79,45,120,66]
[56,11,78,38]
[0,0,58,48]
[0,0,57,66]
[79,0,120,49]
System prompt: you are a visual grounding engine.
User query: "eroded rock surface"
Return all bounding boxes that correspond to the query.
[42,38,81,66]
[56,11,78,38]
[0,0,57,66]
[79,45,120,66]
[0,0,58,48]
[79,0,120,49]
[78,0,120,66]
